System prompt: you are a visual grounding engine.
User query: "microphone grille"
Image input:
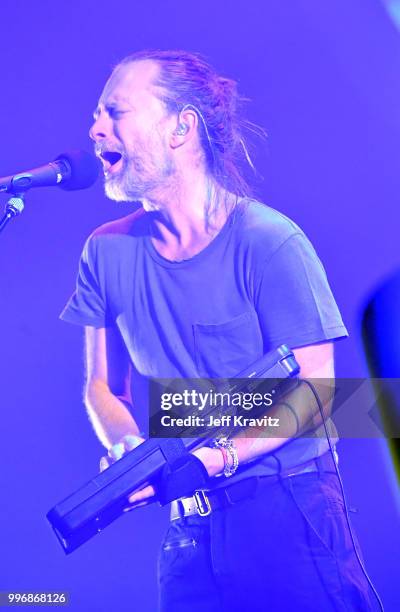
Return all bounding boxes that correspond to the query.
[55,150,100,191]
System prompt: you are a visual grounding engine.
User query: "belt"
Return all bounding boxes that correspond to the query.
[170,453,337,521]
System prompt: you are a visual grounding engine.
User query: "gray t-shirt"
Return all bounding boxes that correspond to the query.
[61,198,348,480]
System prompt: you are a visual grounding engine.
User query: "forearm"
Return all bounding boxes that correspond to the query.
[230,377,334,465]
[85,379,141,450]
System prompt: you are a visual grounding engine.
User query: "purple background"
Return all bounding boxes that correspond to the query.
[0,1,399,610]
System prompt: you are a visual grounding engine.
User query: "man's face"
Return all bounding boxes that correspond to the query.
[90,60,176,202]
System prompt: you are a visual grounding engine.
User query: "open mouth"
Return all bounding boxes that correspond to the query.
[99,151,123,174]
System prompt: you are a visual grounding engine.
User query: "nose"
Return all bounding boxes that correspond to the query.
[89,111,111,142]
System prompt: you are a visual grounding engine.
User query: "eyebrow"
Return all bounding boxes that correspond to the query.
[93,97,134,119]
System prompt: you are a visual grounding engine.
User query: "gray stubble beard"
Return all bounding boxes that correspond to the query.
[104,151,176,204]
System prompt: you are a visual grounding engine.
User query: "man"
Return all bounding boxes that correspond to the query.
[61,50,373,611]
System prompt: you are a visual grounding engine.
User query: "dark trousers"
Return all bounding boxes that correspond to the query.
[158,472,373,612]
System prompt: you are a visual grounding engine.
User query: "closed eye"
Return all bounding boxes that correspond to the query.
[108,108,128,119]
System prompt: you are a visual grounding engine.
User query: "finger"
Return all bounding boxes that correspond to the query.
[128,485,156,505]
[99,456,111,472]
[128,485,155,503]
[108,442,125,461]
[123,435,144,451]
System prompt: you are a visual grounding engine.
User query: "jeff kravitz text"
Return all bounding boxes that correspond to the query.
[160,414,280,428]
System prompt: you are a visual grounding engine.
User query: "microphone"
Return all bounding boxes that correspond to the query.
[0,150,99,194]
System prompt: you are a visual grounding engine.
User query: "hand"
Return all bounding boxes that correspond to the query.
[126,446,225,510]
[99,434,145,472]
[122,446,225,512]
[127,447,222,509]
[99,433,156,512]
[125,483,156,510]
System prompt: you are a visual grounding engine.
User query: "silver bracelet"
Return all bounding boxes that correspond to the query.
[212,437,239,477]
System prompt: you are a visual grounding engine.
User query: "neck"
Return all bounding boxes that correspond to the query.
[142,165,237,259]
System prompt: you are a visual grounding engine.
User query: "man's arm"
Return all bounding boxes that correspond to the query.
[128,341,336,506]
[227,340,335,465]
[84,325,141,450]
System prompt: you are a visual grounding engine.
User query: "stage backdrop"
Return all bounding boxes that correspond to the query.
[0,1,399,610]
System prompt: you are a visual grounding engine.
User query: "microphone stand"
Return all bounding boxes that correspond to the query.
[0,193,25,235]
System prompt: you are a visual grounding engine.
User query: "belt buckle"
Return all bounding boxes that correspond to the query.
[193,490,211,516]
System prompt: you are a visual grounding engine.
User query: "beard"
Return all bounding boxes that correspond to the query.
[104,148,175,203]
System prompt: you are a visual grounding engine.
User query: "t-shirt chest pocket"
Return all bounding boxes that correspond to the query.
[193,310,263,378]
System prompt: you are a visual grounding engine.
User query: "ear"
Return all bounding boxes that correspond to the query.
[169,107,198,149]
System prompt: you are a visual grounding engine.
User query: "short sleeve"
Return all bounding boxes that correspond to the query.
[60,236,109,328]
[255,232,348,348]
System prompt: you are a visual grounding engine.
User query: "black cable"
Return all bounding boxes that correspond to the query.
[301,378,385,612]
